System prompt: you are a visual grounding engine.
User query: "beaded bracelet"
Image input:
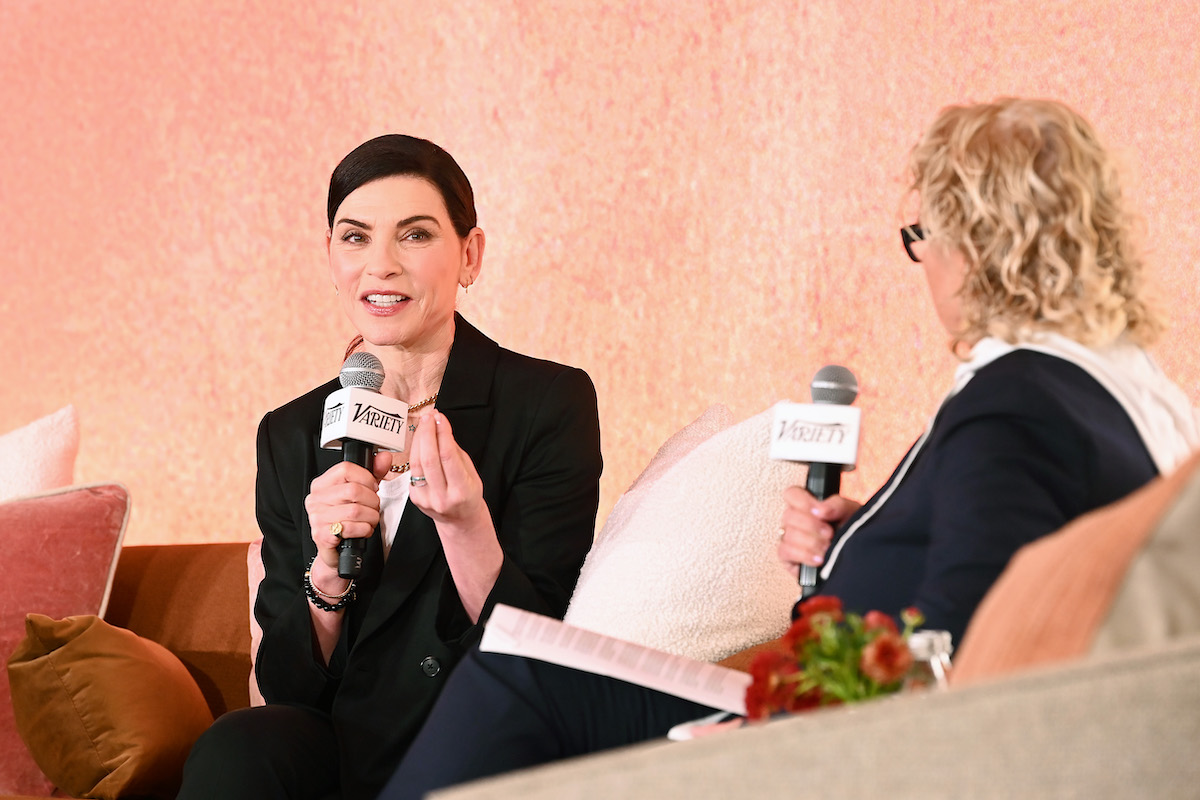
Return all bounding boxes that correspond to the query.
[304,557,356,612]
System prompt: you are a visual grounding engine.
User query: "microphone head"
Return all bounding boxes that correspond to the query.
[339,351,385,392]
[810,365,858,406]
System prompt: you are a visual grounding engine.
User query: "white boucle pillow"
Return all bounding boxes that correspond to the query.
[0,405,79,503]
[564,404,806,662]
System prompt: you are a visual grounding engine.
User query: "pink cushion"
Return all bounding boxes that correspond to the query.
[0,483,129,796]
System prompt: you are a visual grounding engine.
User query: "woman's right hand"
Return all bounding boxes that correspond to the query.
[776,485,862,579]
[304,454,393,572]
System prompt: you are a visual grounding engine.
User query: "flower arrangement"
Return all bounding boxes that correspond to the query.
[745,596,925,721]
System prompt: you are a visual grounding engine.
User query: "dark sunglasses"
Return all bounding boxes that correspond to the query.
[900,223,925,263]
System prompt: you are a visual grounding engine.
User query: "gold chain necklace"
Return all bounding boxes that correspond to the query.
[389,393,438,474]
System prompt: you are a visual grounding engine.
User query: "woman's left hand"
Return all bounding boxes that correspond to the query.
[406,411,491,535]
[407,410,502,622]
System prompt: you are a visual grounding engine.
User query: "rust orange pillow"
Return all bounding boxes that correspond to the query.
[7,614,214,800]
[0,482,129,796]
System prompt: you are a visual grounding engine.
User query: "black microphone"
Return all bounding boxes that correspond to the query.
[332,351,387,579]
[798,365,859,599]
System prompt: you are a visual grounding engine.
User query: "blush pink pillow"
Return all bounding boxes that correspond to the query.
[0,483,129,796]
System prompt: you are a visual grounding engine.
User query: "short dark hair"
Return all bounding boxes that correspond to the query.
[326,134,477,238]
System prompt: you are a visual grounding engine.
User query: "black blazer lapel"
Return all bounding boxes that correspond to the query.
[354,505,441,642]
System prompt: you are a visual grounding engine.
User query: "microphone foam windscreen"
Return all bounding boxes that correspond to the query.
[811,365,858,406]
[340,351,385,391]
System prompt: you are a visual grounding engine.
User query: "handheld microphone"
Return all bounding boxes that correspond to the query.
[320,352,408,578]
[800,365,859,597]
[769,365,860,603]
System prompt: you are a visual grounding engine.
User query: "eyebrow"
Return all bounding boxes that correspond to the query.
[334,214,441,230]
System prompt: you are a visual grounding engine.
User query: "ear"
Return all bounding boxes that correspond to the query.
[326,229,337,285]
[459,227,485,288]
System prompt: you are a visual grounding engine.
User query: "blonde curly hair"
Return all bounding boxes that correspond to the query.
[908,97,1161,353]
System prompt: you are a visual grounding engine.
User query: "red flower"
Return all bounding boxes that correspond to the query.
[748,649,794,685]
[859,631,914,685]
[795,595,844,633]
[745,650,803,720]
[744,681,771,721]
[781,616,815,652]
[796,595,844,620]
[863,610,898,634]
[783,686,825,714]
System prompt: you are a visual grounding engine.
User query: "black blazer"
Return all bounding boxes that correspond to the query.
[253,315,602,799]
[819,350,1158,646]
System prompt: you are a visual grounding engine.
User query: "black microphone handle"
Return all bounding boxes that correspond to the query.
[805,461,842,503]
[337,439,374,579]
[794,461,842,614]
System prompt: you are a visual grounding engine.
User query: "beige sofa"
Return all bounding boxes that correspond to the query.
[432,635,1200,799]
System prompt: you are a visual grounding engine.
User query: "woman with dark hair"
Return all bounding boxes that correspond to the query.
[376,98,1198,798]
[177,134,603,800]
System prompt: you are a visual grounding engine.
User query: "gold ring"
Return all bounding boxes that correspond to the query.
[330,521,344,538]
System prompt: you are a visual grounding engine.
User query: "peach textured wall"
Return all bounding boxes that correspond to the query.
[2,1,1198,546]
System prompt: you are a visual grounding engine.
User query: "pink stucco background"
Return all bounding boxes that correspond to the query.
[2,2,1198,545]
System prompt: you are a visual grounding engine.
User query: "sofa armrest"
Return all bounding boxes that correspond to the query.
[103,543,253,717]
[430,635,1200,800]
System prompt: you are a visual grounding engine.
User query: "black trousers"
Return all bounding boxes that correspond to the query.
[378,648,717,799]
[177,704,341,800]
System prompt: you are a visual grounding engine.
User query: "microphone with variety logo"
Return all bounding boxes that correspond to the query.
[769,365,861,602]
[320,352,408,578]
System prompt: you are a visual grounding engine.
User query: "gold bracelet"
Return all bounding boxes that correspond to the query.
[304,557,356,611]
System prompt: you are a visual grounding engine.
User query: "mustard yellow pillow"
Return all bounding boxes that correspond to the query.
[6,614,214,800]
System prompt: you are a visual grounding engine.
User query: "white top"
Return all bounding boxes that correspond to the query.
[376,472,412,559]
